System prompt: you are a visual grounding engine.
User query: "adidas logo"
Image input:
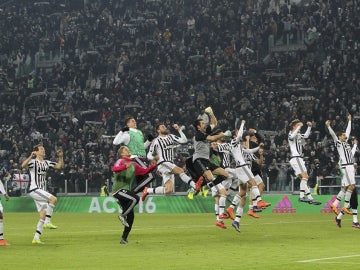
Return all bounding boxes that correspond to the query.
[321,195,340,213]
[272,195,296,213]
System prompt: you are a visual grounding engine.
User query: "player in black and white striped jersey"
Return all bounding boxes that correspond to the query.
[288,119,321,205]
[21,144,64,244]
[141,123,197,201]
[242,128,266,218]
[0,178,10,246]
[326,114,357,216]
[217,120,270,231]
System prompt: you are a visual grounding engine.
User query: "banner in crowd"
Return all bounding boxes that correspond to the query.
[11,173,30,191]
[3,195,340,214]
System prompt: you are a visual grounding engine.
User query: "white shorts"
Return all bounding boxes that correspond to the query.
[223,168,241,194]
[157,161,176,185]
[289,157,307,176]
[233,165,255,184]
[221,178,233,190]
[341,165,355,186]
[29,189,53,212]
[254,174,264,185]
[211,183,225,197]
[0,200,3,213]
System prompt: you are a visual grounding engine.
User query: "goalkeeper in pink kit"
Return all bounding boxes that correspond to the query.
[112,146,157,244]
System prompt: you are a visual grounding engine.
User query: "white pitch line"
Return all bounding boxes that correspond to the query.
[298,254,360,263]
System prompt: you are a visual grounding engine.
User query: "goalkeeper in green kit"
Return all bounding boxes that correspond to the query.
[112,146,157,244]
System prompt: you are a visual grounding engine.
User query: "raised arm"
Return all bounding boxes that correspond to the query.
[325,120,338,141]
[53,149,64,169]
[21,151,36,169]
[243,142,264,154]
[173,124,187,144]
[209,113,218,130]
[206,132,227,142]
[303,121,312,139]
[146,141,158,161]
[345,114,351,139]
[113,127,131,145]
[235,120,246,142]
[0,179,6,195]
[351,138,358,157]
[243,145,260,154]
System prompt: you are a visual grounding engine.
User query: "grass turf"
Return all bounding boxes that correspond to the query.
[1,212,359,269]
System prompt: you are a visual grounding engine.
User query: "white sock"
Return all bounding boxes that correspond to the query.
[179,173,195,188]
[0,218,3,240]
[215,203,219,221]
[353,209,358,223]
[337,212,344,220]
[231,194,241,208]
[234,206,243,223]
[248,195,253,210]
[251,186,261,202]
[302,179,313,200]
[333,189,345,207]
[34,219,45,240]
[219,195,226,216]
[147,187,165,194]
[45,203,55,224]
[344,190,353,209]
[155,186,165,194]
[299,179,307,198]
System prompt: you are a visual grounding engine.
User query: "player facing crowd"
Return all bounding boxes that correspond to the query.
[21,144,64,244]
[0,179,10,246]
[326,114,360,229]
[142,123,197,200]
[288,119,321,205]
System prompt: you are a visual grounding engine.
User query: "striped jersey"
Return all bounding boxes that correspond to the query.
[327,120,354,165]
[335,140,354,165]
[244,151,257,166]
[217,139,247,167]
[288,126,311,157]
[218,138,261,167]
[27,159,56,190]
[148,134,187,164]
[211,148,231,168]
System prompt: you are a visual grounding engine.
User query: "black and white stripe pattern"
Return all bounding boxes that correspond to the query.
[288,132,305,157]
[28,159,56,190]
[218,139,247,167]
[220,151,231,168]
[336,140,354,165]
[149,134,183,163]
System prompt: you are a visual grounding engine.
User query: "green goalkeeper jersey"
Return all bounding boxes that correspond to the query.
[127,129,146,156]
[112,163,136,191]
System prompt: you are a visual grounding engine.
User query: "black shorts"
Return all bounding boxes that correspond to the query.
[192,158,219,177]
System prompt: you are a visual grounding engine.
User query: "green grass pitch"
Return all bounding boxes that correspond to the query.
[1,212,359,269]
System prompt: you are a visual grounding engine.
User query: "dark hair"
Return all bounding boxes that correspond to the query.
[193,119,202,129]
[32,144,43,151]
[289,119,301,128]
[124,116,134,126]
[155,123,164,133]
[336,130,345,137]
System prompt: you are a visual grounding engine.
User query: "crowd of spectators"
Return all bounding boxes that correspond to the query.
[0,0,360,194]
